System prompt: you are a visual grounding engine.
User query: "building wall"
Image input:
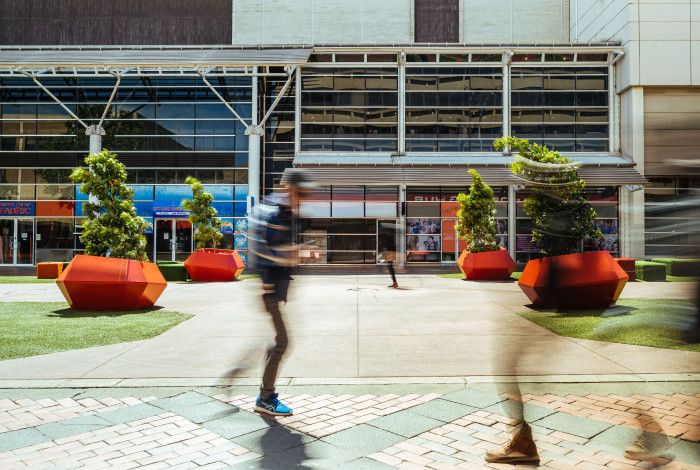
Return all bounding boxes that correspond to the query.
[0,0,232,45]
[232,0,569,45]
[644,88,700,176]
[570,0,700,89]
[462,0,570,43]
[232,0,414,45]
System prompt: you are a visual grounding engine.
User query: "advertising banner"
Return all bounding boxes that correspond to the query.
[0,201,35,217]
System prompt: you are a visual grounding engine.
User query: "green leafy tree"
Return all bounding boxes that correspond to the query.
[494,136,599,257]
[456,169,500,253]
[70,150,149,260]
[182,176,222,249]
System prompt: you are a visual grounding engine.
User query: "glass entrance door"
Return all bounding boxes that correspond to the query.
[154,219,192,262]
[377,219,398,264]
[0,219,34,265]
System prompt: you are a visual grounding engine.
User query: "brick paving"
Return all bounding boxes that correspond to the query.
[517,393,700,443]
[0,396,157,434]
[0,390,698,469]
[367,410,700,470]
[212,392,443,438]
[0,412,259,470]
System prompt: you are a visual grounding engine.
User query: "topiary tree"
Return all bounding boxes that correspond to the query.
[456,169,500,253]
[494,136,599,257]
[181,176,222,250]
[70,150,149,260]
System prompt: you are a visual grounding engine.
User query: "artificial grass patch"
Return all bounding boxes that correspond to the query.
[0,276,54,284]
[439,272,522,281]
[519,298,700,352]
[0,302,192,361]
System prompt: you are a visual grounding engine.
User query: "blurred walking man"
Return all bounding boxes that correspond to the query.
[248,169,315,417]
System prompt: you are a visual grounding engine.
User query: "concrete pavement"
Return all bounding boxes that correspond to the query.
[0,276,698,382]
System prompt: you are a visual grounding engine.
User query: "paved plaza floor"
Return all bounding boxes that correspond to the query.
[0,275,698,468]
[0,275,697,383]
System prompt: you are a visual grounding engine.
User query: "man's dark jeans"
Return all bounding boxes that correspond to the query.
[260,267,292,400]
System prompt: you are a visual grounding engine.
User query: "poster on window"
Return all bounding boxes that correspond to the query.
[406,218,441,235]
[407,235,441,252]
[441,220,456,254]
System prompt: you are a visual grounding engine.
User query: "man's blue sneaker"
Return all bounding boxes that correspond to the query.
[254,393,293,416]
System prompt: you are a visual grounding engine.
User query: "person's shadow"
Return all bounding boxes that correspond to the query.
[257,417,312,470]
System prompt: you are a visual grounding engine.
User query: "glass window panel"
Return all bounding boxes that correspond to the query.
[300,201,331,218]
[155,185,191,201]
[36,184,73,200]
[406,202,440,217]
[332,202,364,218]
[365,203,397,217]
[204,185,234,200]
[130,185,154,200]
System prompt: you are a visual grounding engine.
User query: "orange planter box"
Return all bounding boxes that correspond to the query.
[56,254,167,311]
[519,251,628,309]
[36,262,64,279]
[184,249,245,282]
[457,247,516,281]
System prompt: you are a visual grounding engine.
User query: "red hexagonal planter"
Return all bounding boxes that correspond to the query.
[184,249,245,282]
[519,251,628,309]
[56,254,167,311]
[457,247,516,281]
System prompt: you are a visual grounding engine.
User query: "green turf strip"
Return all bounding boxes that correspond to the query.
[519,299,700,352]
[439,272,522,280]
[0,276,54,284]
[0,302,191,360]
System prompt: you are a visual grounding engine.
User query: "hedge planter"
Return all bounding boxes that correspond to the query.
[519,251,628,309]
[36,262,64,279]
[650,258,700,277]
[457,248,516,281]
[184,249,245,282]
[57,254,167,311]
[157,262,189,282]
[636,261,666,282]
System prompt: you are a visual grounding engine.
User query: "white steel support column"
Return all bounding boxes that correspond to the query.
[247,67,261,214]
[508,185,517,260]
[609,60,617,153]
[294,67,302,156]
[398,52,406,154]
[399,184,407,268]
[502,51,513,143]
[619,86,646,259]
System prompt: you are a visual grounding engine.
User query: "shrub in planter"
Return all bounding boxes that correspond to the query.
[455,169,515,280]
[182,177,245,281]
[57,150,166,310]
[495,137,628,308]
[636,261,666,282]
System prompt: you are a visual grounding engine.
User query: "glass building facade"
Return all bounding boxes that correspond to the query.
[0,76,252,265]
[0,48,641,266]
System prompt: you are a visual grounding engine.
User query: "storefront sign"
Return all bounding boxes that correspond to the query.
[516,235,538,252]
[153,202,190,218]
[0,201,35,216]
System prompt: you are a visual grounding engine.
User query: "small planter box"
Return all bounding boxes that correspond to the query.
[36,262,64,279]
[57,254,167,311]
[519,251,628,309]
[614,258,636,282]
[457,248,516,281]
[157,262,189,282]
[636,261,666,282]
[650,258,700,277]
[184,249,245,282]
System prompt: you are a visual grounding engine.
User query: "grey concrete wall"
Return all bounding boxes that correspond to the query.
[232,0,569,45]
[570,0,700,88]
[461,0,570,43]
[232,0,414,45]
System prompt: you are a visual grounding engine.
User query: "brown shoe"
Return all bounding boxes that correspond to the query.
[624,435,673,465]
[485,423,540,464]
